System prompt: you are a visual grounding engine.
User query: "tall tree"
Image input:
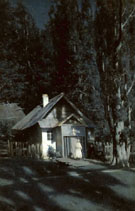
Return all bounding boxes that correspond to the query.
[0,1,44,111]
[95,0,135,165]
[46,0,79,95]
[72,0,105,128]
[0,0,12,61]
[11,2,43,110]
[0,0,17,102]
[43,0,104,131]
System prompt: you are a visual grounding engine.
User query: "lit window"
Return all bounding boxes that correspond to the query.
[47,131,53,141]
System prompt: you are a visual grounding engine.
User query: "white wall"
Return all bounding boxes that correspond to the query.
[42,131,56,159]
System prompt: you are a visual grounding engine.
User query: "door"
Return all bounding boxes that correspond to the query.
[64,136,86,158]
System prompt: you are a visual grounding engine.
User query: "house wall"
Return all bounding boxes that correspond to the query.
[41,128,56,159]
[41,130,48,158]
[61,124,86,137]
[41,124,88,158]
[39,98,93,158]
[53,127,62,157]
[40,124,87,159]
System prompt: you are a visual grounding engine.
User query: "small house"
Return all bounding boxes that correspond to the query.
[12,93,95,158]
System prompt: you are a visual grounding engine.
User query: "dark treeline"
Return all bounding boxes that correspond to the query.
[0,0,135,164]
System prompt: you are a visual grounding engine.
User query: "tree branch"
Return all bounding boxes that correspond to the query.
[122,8,135,30]
[114,0,122,51]
[122,8,126,17]
[127,75,135,96]
[116,7,135,52]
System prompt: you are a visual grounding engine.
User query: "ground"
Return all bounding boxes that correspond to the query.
[0,158,135,211]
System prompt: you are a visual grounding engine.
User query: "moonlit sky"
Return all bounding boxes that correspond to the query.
[10,0,51,29]
[9,0,95,29]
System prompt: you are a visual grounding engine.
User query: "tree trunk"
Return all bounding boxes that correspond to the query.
[111,87,131,167]
[112,142,131,167]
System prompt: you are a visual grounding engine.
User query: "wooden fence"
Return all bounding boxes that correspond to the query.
[93,142,135,163]
[8,141,43,158]
[92,142,113,162]
[7,140,135,162]
[103,143,113,161]
[130,142,135,163]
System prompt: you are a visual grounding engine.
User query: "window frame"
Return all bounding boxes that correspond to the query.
[47,131,53,141]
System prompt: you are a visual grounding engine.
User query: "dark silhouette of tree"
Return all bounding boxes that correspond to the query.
[45,0,79,95]
[42,0,105,131]
[0,1,45,112]
[72,0,105,128]
[95,0,135,165]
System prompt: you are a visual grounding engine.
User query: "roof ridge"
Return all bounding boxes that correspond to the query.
[49,92,64,103]
[12,92,95,131]
[12,93,65,131]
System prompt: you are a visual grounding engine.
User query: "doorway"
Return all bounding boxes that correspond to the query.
[64,136,86,158]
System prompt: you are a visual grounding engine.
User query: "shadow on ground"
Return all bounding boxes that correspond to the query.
[0,158,135,211]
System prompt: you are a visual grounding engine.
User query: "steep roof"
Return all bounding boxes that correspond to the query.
[12,105,42,130]
[12,93,64,130]
[12,93,95,131]
[38,113,87,129]
[56,113,87,127]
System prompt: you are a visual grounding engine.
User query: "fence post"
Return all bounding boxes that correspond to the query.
[8,140,10,156]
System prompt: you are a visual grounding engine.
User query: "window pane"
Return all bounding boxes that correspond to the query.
[47,132,53,140]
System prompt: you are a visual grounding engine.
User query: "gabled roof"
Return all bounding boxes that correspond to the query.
[12,105,42,130]
[63,96,95,128]
[38,113,86,129]
[12,93,64,130]
[56,113,87,127]
[13,93,95,131]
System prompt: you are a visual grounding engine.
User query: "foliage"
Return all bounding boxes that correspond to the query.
[41,0,105,133]
[94,0,135,164]
[45,0,79,95]
[0,0,135,152]
[0,0,50,112]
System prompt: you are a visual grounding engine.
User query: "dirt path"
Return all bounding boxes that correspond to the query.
[0,158,135,211]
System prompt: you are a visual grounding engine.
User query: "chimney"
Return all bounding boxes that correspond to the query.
[42,94,49,107]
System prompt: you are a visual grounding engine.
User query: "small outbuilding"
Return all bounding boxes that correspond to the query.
[0,103,25,157]
[12,93,95,159]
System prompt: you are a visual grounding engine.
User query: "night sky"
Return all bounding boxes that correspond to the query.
[10,0,51,29]
[9,0,95,29]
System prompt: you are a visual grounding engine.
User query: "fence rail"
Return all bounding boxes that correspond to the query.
[88,142,135,163]
[8,141,42,158]
[87,142,113,161]
[6,140,135,163]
